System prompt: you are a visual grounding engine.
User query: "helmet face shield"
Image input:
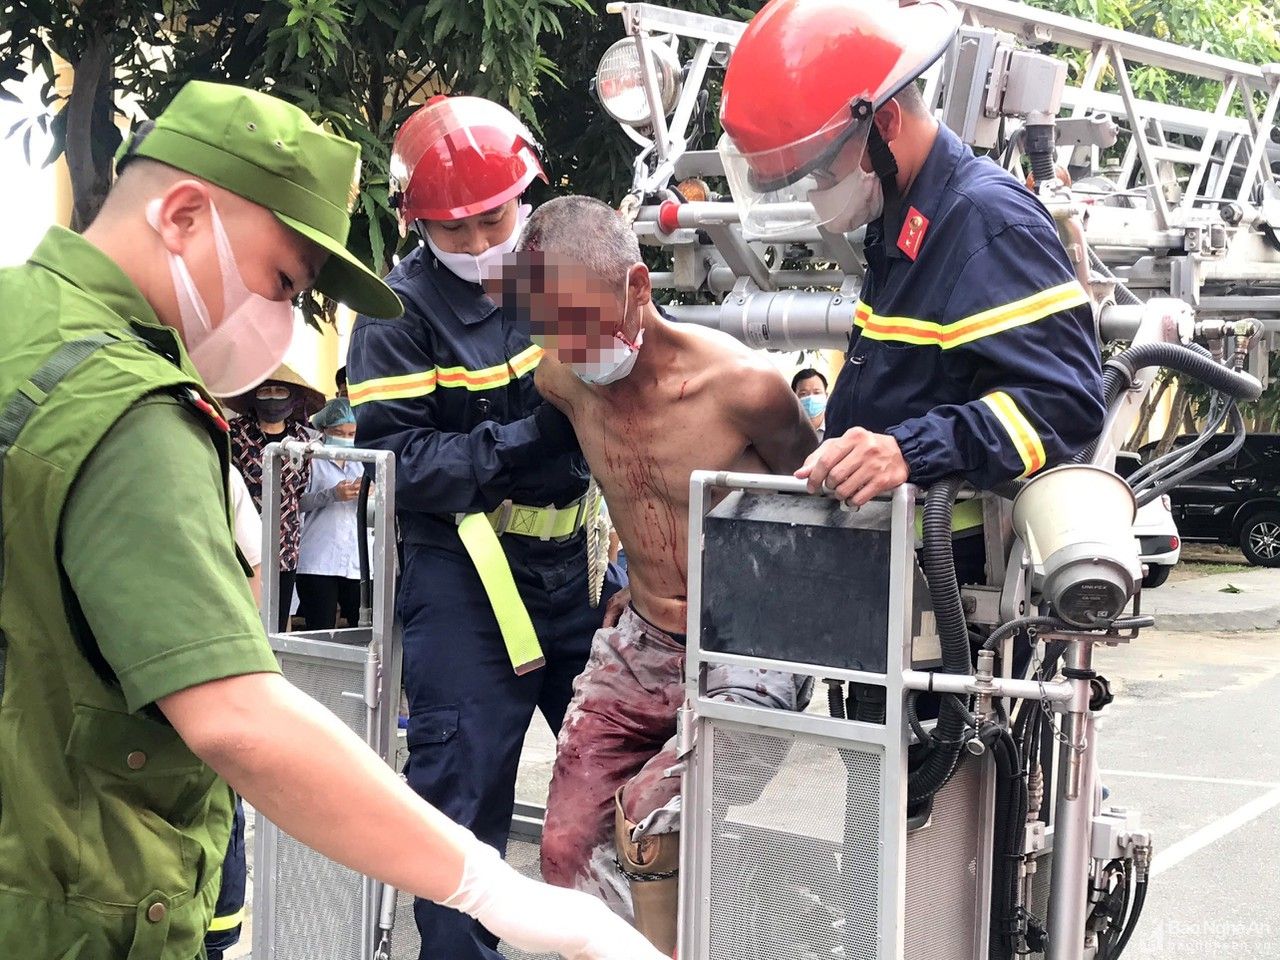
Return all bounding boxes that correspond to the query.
[718,106,873,238]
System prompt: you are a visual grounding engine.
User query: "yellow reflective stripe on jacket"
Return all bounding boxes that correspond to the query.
[854,281,1087,350]
[980,391,1047,478]
[349,369,438,405]
[208,907,245,932]
[436,344,543,392]
[349,344,543,406]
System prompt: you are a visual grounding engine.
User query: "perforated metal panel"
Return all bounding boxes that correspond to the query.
[702,723,884,960]
[266,651,371,959]
[254,445,400,960]
[255,636,383,960]
[903,757,989,960]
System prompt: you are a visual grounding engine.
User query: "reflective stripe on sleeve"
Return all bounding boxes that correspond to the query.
[854,281,1088,349]
[348,345,543,406]
[207,907,245,932]
[980,391,1047,478]
[435,344,543,392]
[348,369,438,406]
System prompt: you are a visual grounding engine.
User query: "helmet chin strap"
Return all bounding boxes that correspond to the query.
[866,124,900,203]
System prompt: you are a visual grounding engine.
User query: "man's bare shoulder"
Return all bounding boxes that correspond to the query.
[533,352,587,416]
[675,324,775,377]
[670,323,796,420]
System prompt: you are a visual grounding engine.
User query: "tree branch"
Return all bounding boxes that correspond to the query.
[65,30,114,231]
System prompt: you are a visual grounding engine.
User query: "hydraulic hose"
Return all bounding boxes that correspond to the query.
[1078,340,1261,464]
[982,615,1069,653]
[1135,403,1246,507]
[1126,393,1228,490]
[983,719,1028,960]
[909,476,973,805]
[1128,396,1230,495]
[1102,341,1262,408]
[1109,878,1148,959]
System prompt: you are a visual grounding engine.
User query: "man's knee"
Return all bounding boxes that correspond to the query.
[615,788,679,956]
[540,811,597,888]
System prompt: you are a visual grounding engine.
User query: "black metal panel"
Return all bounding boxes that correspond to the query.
[700,491,892,672]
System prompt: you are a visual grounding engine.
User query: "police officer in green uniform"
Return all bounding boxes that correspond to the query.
[0,80,665,960]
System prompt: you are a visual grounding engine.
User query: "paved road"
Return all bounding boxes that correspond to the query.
[1094,625,1280,959]
[234,598,1280,958]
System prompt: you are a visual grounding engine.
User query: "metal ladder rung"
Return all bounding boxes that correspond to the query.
[1148,144,1206,166]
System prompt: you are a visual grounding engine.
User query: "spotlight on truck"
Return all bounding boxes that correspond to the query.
[594,36,682,127]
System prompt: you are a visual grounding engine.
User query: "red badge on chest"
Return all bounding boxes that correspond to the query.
[897,207,929,261]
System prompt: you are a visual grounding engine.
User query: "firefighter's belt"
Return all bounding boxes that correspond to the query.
[454,496,590,676]
[486,496,589,541]
[913,497,985,538]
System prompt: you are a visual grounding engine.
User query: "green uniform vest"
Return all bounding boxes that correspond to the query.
[0,257,234,958]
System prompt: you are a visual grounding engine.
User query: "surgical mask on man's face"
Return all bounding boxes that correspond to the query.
[324,434,355,447]
[573,287,643,386]
[147,198,297,398]
[808,166,885,234]
[425,203,530,285]
[800,393,827,419]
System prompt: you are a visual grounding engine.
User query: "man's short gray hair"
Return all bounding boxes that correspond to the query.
[518,195,643,292]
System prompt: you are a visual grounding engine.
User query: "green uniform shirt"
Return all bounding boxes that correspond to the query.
[63,395,280,713]
[0,227,278,958]
[33,228,279,709]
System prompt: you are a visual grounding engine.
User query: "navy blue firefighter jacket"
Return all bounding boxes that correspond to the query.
[346,246,587,552]
[825,123,1105,490]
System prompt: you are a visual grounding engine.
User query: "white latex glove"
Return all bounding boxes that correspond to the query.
[442,836,669,960]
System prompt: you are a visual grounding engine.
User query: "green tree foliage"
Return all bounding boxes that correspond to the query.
[1028,0,1280,112]
[3,0,1279,427]
[531,0,762,206]
[0,0,590,269]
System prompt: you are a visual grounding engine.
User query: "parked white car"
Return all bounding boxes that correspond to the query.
[1117,453,1181,588]
[1133,493,1181,588]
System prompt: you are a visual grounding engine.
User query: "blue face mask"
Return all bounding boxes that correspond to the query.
[325,435,356,448]
[800,394,827,419]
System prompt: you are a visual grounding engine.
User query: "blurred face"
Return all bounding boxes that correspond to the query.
[487,254,645,367]
[421,199,518,256]
[326,422,357,441]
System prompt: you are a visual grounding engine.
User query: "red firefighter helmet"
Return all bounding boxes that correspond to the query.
[390,95,546,222]
[717,0,958,234]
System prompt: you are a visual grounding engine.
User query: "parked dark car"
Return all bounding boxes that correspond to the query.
[1138,433,1280,567]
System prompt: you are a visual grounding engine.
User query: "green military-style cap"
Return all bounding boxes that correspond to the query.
[118,80,402,318]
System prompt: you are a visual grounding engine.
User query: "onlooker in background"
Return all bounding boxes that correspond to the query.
[229,465,263,604]
[297,397,365,630]
[229,363,323,631]
[336,364,349,399]
[791,367,829,441]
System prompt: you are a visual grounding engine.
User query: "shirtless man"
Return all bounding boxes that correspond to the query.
[493,195,817,950]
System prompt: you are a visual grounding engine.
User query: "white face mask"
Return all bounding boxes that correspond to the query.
[425,203,530,285]
[808,166,885,234]
[573,286,643,386]
[147,198,297,398]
